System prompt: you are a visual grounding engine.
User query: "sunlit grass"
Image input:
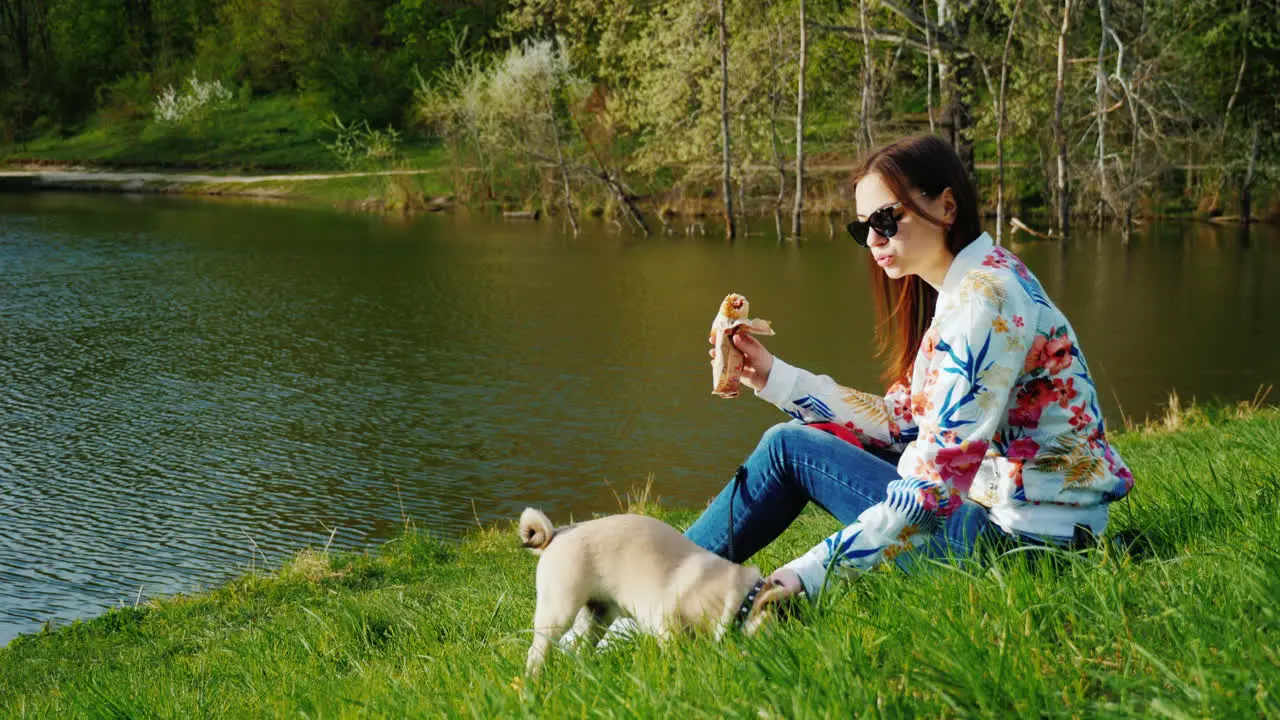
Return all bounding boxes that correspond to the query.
[2,97,440,173]
[1,405,1278,717]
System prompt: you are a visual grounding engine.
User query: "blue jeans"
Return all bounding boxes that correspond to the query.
[684,421,996,573]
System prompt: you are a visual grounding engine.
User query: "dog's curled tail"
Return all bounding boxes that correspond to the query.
[519,508,556,554]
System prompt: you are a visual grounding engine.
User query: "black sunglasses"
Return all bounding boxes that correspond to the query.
[846,202,906,247]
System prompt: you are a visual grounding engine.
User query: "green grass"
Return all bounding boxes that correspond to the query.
[1,96,441,173]
[0,94,457,210]
[2,403,1277,717]
[179,162,455,211]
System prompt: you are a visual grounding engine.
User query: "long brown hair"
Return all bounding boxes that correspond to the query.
[854,135,982,387]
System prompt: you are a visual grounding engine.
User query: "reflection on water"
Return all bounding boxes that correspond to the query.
[0,192,1276,644]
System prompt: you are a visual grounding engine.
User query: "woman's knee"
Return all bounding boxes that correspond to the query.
[752,421,843,479]
[740,422,808,487]
[757,420,812,454]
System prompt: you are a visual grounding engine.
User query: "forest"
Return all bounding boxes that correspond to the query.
[1,0,1276,233]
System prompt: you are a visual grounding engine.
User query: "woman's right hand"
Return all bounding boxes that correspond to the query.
[708,331,774,392]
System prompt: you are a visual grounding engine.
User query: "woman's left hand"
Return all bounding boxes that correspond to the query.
[765,567,805,599]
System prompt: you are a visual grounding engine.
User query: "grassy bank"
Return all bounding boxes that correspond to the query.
[2,401,1277,717]
[2,97,442,173]
[0,97,462,212]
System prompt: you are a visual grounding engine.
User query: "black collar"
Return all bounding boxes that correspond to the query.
[733,578,768,628]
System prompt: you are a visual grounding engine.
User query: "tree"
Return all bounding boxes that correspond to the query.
[1094,0,1110,226]
[922,0,936,133]
[858,0,875,150]
[792,0,807,237]
[0,0,50,135]
[418,38,650,234]
[995,0,1026,245]
[1052,0,1073,237]
[814,0,980,175]
[718,0,737,240]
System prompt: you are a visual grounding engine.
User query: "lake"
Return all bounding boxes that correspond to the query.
[1,192,1276,644]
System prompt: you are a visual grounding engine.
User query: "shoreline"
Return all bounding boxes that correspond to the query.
[0,166,457,213]
[3,164,1274,226]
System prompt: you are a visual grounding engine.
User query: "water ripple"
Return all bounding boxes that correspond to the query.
[2,194,1278,645]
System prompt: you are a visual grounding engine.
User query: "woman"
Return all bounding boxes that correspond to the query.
[688,134,1135,601]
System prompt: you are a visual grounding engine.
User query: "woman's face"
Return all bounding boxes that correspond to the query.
[854,172,956,285]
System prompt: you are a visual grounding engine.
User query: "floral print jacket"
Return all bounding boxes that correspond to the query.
[757,233,1135,597]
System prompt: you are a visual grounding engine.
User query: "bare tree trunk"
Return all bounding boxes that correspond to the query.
[1212,0,1250,211]
[1123,87,1138,244]
[1053,0,1072,237]
[769,87,786,211]
[858,0,875,150]
[718,0,736,241]
[1108,5,1144,245]
[934,0,974,176]
[545,93,579,236]
[936,57,949,121]
[1095,0,1109,227]
[566,104,650,236]
[952,66,975,177]
[1219,21,1249,149]
[936,0,952,144]
[1242,122,1260,225]
[765,20,786,213]
[995,0,1025,247]
[448,138,465,201]
[792,0,807,237]
[592,171,649,236]
[1121,185,1133,242]
[614,183,649,235]
[922,0,936,134]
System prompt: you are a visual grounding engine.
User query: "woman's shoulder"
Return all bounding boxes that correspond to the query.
[950,244,1055,316]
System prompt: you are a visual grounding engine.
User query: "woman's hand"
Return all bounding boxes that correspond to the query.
[764,567,805,599]
[708,332,775,392]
